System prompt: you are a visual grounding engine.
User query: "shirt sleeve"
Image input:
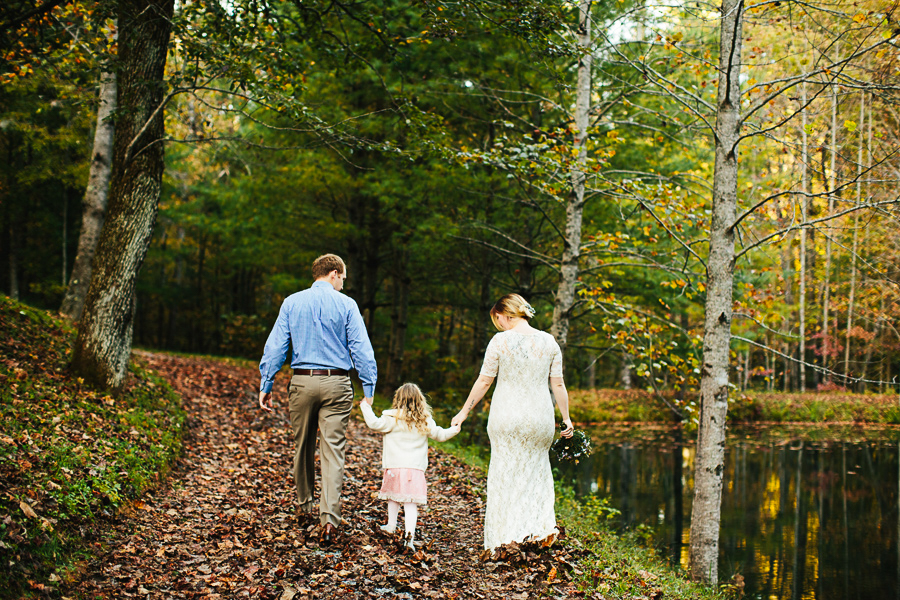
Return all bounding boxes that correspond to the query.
[428,417,460,442]
[259,301,292,393]
[360,402,394,433]
[346,301,378,397]
[479,334,501,377]
[549,336,564,378]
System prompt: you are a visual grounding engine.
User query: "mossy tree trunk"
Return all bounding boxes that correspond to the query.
[71,0,174,393]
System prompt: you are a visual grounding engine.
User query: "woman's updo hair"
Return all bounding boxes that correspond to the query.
[490,293,536,331]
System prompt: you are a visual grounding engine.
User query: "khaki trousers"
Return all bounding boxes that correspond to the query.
[288,374,354,527]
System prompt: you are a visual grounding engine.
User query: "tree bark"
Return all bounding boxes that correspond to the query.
[620,352,633,389]
[689,0,743,584]
[71,0,174,393]
[386,253,410,390]
[843,93,864,380]
[60,66,117,320]
[799,82,808,392]
[550,0,591,357]
[7,217,18,301]
[821,46,839,384]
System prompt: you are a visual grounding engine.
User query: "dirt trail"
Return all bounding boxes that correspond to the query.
[69,352,583,599]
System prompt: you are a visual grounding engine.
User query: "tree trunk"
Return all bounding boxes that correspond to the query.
[60,66,117,320]
[620,352,633,389]
[62,189,68,286]
[386,253,410,390]
[7,217,18,301]
[71,0,174,393]
[843,93,864,380]
[821,47,839,384]
[799,82,808,392]
[550,0,591,357]
[689,0,743,584]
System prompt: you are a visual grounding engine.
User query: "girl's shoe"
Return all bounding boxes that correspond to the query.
[379,524,396,534]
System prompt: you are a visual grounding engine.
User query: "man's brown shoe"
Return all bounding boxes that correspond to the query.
[322,523,337,546]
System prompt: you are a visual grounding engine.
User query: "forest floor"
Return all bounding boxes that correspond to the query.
[67,352,591,600]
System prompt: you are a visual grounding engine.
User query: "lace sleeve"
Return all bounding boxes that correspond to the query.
[479,334,501,377]
[549,336,563,378]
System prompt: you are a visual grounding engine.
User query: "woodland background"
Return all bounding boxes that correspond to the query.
[2,0,899,407]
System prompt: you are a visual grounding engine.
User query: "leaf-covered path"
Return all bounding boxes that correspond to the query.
[70,353,585,599]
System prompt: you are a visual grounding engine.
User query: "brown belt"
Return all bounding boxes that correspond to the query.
[293,368,349,377]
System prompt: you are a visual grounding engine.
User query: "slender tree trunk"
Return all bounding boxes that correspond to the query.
[386,254,410,390]
[861,292,884,392]
[61,66,117,320]
[799,82,808,392]
[821,48,839,384]
[858,101,876,392]
[689,0,743,584]
[550,0,592,357]
[71,0,174,393]
[5,140,20,301]
[62,190,68,286]
[587,355,596,389]
[620,352,633,389]
[844,93,865,381]
[7,218,18,301]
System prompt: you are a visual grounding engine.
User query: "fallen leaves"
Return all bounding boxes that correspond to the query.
[18,500,38,519]
[65,352,589,599]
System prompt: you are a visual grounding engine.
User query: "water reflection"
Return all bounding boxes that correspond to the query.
[553,426,900,600]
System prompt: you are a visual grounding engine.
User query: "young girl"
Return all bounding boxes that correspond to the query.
[360,383,460,550]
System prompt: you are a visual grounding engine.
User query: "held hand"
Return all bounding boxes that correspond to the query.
[362,396,374,406]
[259,391,273,413]
[450,412,468,428]
[560,418,574,438]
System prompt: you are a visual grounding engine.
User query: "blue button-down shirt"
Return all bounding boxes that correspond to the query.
[259,281,377,397]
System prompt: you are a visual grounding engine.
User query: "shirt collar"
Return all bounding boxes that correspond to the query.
[311,281,333,290]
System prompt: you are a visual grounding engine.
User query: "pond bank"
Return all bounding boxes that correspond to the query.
[567,388,900,425]
[554,422,900,599]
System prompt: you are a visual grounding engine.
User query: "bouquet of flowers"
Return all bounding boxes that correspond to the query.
[551,429,593,464]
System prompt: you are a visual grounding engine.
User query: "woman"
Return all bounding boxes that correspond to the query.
[451,294,574,550]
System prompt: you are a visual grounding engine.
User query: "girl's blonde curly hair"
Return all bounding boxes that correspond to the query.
[392,383,432,435]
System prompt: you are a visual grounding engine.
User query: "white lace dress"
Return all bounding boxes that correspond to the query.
[480,330,563,550]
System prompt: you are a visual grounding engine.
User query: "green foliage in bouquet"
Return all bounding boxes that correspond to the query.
[551,429,593,464]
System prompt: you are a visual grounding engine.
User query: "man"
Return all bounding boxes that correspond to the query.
[258,254,377,544]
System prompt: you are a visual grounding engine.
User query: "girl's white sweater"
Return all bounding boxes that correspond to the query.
[360,403,459,471]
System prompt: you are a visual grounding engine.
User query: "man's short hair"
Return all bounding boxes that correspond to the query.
[312,254,346,279]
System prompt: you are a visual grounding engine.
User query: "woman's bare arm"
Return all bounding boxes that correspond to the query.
[451,374,495,427]
[550,376,574,437]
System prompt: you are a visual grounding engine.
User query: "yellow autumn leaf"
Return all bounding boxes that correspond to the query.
[853,13,866,24]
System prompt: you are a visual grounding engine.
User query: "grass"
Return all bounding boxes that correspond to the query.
[0,296,186,599]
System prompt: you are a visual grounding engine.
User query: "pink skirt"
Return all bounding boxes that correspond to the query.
[379,468,427,505]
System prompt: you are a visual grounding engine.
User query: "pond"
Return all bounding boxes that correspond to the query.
[552,424,900,600]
